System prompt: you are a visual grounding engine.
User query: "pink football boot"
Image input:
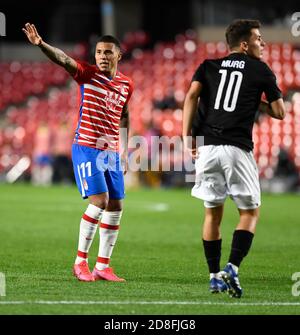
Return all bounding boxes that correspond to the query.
[92,267,125,282]
[73,260,95,282]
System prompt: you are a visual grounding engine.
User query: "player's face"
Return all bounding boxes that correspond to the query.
[95,42,121,76]
[245,29,265,60]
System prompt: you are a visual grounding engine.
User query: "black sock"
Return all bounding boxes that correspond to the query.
[229,230,254,267]
[202,239,222,273]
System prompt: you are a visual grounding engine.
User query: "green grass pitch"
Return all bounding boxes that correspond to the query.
[0,183,300,315]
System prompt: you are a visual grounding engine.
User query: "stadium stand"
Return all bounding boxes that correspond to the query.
[0,62,69,110]
[1,32,300,183]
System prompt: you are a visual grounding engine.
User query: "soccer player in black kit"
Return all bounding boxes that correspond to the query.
[183,19,286,298]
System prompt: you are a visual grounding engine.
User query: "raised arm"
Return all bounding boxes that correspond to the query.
[22,23,77,76]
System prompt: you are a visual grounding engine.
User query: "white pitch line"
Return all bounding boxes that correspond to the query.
[0,301,300,306]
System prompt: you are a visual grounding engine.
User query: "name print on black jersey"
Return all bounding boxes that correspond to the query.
[221,60,245,69]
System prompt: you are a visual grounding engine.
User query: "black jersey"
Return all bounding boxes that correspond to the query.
[192,53,282,151]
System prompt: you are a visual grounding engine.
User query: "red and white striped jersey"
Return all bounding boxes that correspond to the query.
[72,60,133,151]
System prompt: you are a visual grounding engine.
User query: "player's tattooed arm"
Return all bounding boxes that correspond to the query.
[39,42,77,75]
[23,22,77,75]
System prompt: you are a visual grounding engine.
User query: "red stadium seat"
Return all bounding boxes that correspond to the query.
[1,39,299,176]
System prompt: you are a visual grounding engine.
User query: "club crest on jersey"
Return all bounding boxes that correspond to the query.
[120,84,128,96]
[83,178,88,191]
[105,92,121,111]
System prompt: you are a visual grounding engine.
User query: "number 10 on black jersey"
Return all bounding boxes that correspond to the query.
[214,70,243,112]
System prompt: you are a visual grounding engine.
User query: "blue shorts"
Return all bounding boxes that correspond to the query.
[72,144,125,200]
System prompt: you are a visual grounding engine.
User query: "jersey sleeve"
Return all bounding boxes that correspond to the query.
[192,61,206,84]
[72,60,95,85]
[261,63,282,103]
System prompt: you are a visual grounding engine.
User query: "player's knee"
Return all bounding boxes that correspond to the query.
[91,199,108,209]
[204,206,223,225]
[239,207,259,219]
[252,208,260,220]
[238,208,260,232]
[106,199,123,211]
[89,194,109,209]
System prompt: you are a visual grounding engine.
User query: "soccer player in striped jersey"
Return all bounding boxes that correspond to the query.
[23,23,133,282]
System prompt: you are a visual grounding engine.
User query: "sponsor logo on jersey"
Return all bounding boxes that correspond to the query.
[105,92,121,111]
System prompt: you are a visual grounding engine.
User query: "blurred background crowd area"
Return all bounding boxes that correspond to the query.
[0,0,300,192]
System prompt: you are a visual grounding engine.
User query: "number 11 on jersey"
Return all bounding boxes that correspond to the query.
[78,161,92,178]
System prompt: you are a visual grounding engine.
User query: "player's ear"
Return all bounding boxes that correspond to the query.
[118,51,122,61]
[241,41,248,52]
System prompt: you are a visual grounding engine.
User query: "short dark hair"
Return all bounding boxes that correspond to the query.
[225,19,261,49]
[96,35,121,50]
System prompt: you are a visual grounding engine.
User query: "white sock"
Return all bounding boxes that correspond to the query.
[96,211,122,270]
[75,204,103,265]
[210,273,219,280]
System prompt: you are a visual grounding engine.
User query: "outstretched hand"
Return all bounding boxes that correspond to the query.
[22,23,42,46]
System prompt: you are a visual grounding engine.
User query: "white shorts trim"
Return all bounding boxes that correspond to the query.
[192,145,261,210]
